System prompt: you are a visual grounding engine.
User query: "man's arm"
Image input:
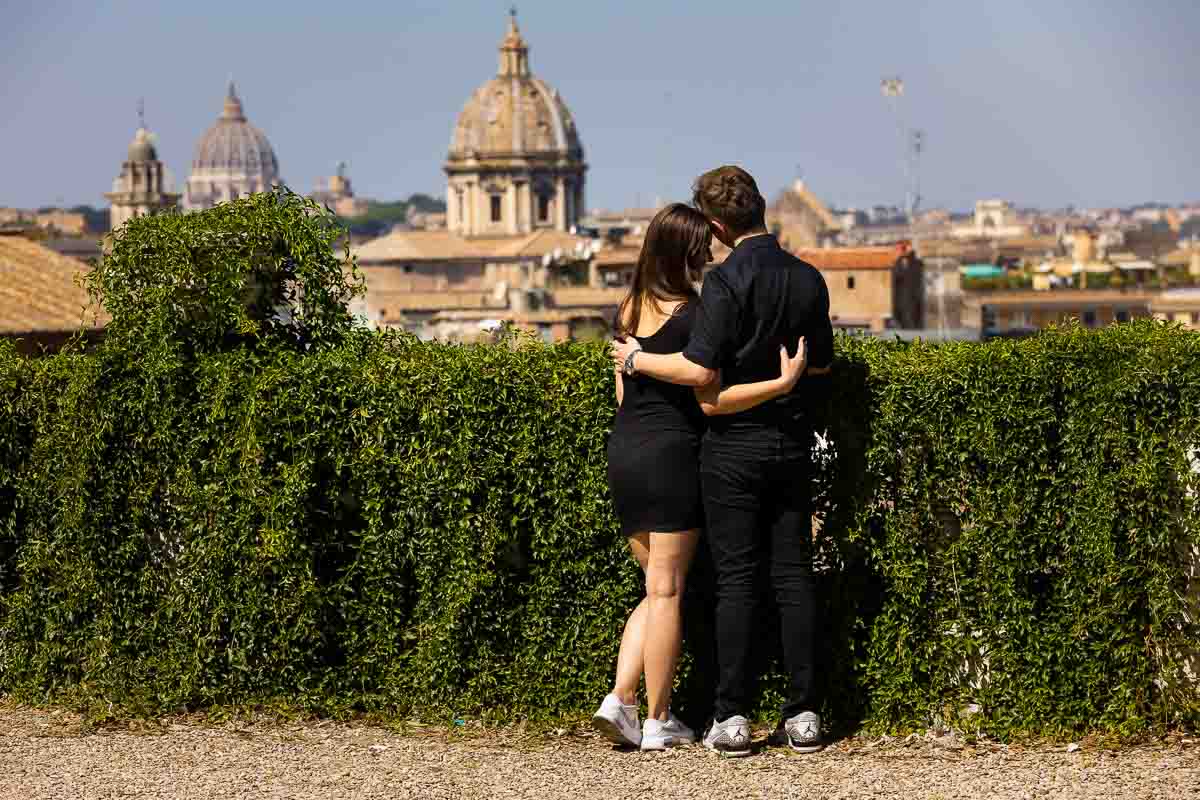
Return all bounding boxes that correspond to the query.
[609,338,715,386]
[632,350,715,386]
[609,270,734,387]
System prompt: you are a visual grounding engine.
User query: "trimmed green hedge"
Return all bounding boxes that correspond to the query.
[1,194,1197,737]
[2,325,1197,736]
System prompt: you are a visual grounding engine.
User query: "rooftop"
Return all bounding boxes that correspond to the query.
[792,244,910,271]
[353,228,594,263]
[0,235,107,336]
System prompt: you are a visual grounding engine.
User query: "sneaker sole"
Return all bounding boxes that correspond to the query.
[641,735,695,751]
[788,741,824,753]
[591,714,640,748]
[704,741,752,758]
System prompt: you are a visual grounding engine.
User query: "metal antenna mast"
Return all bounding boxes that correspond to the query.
[880,77,923,222]
[910,129,924,219]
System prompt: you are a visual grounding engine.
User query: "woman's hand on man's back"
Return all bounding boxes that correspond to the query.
[778,337,808,392]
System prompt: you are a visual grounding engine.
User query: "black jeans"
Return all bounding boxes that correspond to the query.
[701,424,818,722]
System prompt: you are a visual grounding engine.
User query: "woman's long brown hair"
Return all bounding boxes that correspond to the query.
[614,203,711,339]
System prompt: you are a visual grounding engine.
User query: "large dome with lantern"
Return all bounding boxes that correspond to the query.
[444,11,587,237]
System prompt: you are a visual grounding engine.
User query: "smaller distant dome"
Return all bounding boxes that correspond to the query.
[127,127,157,162]
[185,82,282,211]
[190,82,279,176]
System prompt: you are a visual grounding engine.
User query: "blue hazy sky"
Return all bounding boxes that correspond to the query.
[3,0,1198,212]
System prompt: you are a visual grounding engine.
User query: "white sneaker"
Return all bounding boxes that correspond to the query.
[702,714,752,757]
[640,713,696,751]
[591,693,641,747]
[780,711,823,753]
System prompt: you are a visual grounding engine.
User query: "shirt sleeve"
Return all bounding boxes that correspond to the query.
[808,270,835,368]
[683,270,738,370]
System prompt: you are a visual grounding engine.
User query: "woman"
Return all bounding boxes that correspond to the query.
[593,203,808,750]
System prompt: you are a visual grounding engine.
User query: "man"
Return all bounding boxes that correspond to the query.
[611,165,833,756]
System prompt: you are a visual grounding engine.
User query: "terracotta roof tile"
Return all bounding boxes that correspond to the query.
[593,242,640,267]
[552,287,626,307]
[0,235,107,335]
[1161,247,1199,267]
[352,229,594,263]
[791,244,908,271]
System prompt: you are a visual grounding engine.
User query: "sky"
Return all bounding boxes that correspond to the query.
[2,0,1198,214]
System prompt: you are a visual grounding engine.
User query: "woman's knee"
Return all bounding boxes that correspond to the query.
[645,563,685,601]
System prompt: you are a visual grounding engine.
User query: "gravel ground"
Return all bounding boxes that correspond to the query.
[2,703,1197,799]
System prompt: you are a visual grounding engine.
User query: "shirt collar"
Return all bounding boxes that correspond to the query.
[731,233,777,255]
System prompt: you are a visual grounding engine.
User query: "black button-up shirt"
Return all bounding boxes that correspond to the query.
[683,234,834,429]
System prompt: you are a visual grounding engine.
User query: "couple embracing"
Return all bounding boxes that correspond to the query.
[593,166,834,756]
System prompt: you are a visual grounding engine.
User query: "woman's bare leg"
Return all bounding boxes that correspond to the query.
[611,533,650,705]
[644,529,700,721]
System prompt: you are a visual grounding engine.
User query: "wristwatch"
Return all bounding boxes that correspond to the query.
[622,348,640,376]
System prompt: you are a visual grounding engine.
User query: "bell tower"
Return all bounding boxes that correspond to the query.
[105,102,180,230]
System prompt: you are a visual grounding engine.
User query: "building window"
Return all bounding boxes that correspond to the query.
[1115,309,1130,323]
[1192,312,1200,326]
[490,195,502,223]
[847,275,856,290]
[1082,309,1097,327]
[538,194,550,223]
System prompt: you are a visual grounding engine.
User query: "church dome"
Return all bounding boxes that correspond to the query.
[191,83,279,175]
[448,14,583,161]
[443,12,587,237]
[184,83,282,211]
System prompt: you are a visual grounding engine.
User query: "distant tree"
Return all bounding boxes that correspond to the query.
[338,194,446,238]
[70,205,111,233]
[1179,217,1200,240]
[406,193,446,214]
[91,188,363,354]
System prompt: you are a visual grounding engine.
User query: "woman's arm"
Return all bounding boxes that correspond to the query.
[615,368,624,407]
[694,338,808,417]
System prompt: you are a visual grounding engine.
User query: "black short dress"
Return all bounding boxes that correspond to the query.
[607,302,706,536]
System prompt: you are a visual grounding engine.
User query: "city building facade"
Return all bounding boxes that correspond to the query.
[792,242,924,332]
[310,163,368,218]
[964,289,1155,335]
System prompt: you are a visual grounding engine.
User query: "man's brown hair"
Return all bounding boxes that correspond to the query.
[691,165,767,238]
